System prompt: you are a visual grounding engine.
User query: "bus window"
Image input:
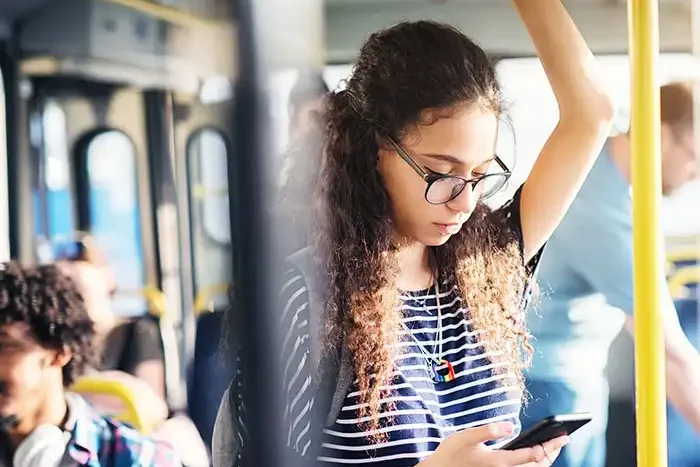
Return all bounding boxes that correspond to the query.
[187,128,231,309]
[84,130,146,316]
[36,101,75,255]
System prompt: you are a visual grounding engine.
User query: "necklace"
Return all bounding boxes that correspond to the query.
[401,276,456,383]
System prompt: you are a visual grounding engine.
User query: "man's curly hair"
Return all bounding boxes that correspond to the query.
[0,261,96,386]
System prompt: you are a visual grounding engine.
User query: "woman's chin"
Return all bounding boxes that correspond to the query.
[420,232,454,247]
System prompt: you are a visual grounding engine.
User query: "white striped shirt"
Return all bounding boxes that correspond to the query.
[228,189,539,467]
[280,271,525,466]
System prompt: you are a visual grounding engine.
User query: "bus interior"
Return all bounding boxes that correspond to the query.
[0,0,698,465]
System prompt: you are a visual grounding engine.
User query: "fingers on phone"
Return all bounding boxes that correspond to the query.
[543,435,570,451]
[502,435,569,465]
[461,422,515,444]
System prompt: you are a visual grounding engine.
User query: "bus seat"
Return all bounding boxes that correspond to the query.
[667,298,700,465]
[100,314,162,372]
[193,283,230,315]
[668,265,700,300]
[188,309,234,449]
[666,246,699,277]
[71,375,153,433]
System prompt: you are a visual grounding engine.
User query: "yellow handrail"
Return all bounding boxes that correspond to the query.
[666,247,700,265]
[668,266,700,299]
[194,283,230,315]
[628,0,668,465]
[71,377,150,433]
[117,286,168,319]
[101,0,218,28]
[666,248,699,277]
[141,286,168,320]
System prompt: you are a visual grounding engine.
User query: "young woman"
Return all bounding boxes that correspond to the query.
[214,0,615,466]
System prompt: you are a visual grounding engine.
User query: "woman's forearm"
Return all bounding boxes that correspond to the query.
[511,0,615,123]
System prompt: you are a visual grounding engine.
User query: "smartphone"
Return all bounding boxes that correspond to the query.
[501,413,593,450]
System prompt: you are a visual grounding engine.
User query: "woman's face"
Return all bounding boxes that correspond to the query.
[378,105,500,246]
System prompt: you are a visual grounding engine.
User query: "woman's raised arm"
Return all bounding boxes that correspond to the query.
[511,0,616,261]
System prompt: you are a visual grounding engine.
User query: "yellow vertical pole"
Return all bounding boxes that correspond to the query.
[627,1,667,466]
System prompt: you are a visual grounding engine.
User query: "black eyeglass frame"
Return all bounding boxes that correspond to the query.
[388,137,512,205]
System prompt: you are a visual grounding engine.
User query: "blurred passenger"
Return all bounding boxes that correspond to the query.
[0,261,179,466]
[56,233,164,395]
[213,1,616,466]
[276,72,329,256]
[287,71,329,142]
[522,81,700,467]
[57,235,209,467]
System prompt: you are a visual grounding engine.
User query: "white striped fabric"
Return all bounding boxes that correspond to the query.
[280,271,523,466]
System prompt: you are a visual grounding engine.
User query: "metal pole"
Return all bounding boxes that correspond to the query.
[228,0,284,465]
[627,1,668,465]
[228,0,324,464]
[0,56,8,262]
[691,0,700,350]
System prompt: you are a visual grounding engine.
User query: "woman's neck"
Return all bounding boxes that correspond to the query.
[395,241,434,292]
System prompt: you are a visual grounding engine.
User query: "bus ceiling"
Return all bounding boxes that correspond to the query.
[0,0,695,80]
[324,0,694,62]
[0,0,235,94]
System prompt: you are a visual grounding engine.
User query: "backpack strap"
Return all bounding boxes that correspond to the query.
[328,345,353,426]
[222,248,355,467]
[286,248,353,428]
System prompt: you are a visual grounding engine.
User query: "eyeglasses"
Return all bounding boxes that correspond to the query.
[389,138,511,205]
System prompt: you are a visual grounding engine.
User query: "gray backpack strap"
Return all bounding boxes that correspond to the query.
[212,386,238,467]
[286,247,353,428]
[220,248,354,467]
[287,248,324,378]
[328,345,353,426]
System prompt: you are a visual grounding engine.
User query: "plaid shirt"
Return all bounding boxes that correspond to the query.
[64,393,180,466]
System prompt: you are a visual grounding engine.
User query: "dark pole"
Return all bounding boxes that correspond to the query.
[0,36,33,263]
[227,0,325,465]
[227,1,284,466]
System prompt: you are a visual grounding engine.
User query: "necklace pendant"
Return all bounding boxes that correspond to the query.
[432,359,456,383]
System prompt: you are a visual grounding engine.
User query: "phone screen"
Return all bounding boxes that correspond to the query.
[502,413,592,450]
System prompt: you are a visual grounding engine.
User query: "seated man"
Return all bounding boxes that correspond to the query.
[0,261,180,466]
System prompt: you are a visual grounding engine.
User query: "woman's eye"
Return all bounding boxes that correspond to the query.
[427,167,450,177]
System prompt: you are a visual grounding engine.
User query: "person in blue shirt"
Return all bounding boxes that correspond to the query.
[521,81,700,467]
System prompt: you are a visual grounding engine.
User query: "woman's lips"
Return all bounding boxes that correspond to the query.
[435,223,462,235]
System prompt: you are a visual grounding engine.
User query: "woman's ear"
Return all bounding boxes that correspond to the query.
[377,144,392,173]
[376,135,394,169]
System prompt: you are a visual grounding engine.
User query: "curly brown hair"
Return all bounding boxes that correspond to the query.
[0,261,97,386]
[312,21,533,438]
